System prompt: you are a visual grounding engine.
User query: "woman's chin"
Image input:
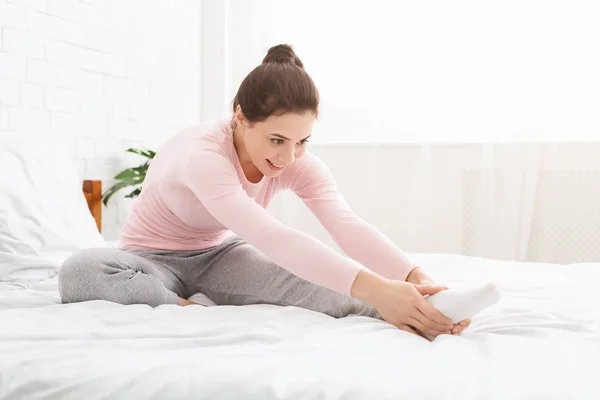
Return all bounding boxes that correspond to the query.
[264,169,282,177]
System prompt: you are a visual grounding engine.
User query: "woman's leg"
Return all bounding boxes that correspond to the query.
[185,236,381,319]
[58,248,186,307]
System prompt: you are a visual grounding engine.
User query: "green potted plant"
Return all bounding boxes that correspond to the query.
[102,147,156,206]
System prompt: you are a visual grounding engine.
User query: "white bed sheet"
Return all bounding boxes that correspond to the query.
[1,253,599,400]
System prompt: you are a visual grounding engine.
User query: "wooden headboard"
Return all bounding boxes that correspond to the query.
[83,180,102,233]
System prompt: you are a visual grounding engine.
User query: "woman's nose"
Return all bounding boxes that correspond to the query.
[281,147,295,164]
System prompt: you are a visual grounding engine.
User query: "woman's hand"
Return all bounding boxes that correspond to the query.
[351,269,455,339]
[405,266,471,335]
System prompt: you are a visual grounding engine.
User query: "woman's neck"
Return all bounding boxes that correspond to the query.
[232,123,264,184]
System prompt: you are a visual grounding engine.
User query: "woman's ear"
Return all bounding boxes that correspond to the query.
[235,105,246,127]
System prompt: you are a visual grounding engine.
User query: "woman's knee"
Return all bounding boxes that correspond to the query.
[58,248,120,303]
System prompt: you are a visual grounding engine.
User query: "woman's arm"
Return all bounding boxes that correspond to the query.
[183,148,456,336]
[182,148,368,297]
[290,153,419,282]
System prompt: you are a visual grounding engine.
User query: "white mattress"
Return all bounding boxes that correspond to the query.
[1,253,599,400]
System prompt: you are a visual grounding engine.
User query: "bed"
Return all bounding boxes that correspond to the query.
[1,144,599,400]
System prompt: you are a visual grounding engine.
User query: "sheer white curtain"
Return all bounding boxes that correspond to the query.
[201,0,600,262]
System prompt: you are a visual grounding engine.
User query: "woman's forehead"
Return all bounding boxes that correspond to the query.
[259,113,314,136]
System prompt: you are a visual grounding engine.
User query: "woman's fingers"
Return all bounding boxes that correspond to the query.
[409,317,450,337]
[413,283,447,297]
[398,324,431,341]
[415,298,454,331]
[451,319,472,335]
[397,324,420,336]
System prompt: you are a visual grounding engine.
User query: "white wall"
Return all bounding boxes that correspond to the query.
[218,0,600,143]
[0,0,201,239]
[196,1,600,263]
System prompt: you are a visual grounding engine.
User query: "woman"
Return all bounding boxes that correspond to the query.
[59,44,470,339]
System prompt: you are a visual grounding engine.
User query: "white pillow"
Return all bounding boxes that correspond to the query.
[0,141,105,289]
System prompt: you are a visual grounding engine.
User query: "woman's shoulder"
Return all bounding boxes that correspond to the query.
[145,118,235,180]
[160,118,234,159]
[176,118,234,147]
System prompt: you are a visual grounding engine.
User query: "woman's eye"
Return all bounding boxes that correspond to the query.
[271,138,309,145]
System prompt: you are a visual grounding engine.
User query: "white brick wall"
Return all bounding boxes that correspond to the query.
[0,0,201,240]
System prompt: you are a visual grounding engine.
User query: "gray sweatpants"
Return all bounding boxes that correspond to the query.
[58,235,380,319]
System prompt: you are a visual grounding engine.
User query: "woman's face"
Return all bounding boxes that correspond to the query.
[235,108,315,178]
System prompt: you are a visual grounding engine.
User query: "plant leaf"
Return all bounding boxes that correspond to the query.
[102,147,155,206]
[101,181,130,206]
[126,148,145,157]
[140,150,155,159]
[113,168,140,181]
[126,148,155,159]
[132,165,148,173]
[125,188,142,198]
[114,165,148,180]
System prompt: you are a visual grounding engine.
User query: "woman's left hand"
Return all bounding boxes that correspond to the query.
[405,266,471,336]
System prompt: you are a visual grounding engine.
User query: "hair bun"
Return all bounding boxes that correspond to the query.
[262,44,304,68]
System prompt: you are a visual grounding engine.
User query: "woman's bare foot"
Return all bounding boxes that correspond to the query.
[178,298,197,306]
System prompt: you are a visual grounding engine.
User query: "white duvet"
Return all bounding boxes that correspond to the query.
[1,253,599,400]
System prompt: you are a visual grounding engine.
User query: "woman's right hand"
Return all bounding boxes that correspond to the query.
[351,269,454,339]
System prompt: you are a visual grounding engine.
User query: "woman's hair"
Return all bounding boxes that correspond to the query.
[232,44,319,123]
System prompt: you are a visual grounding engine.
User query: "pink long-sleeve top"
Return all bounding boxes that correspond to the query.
[119,118,416,296]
